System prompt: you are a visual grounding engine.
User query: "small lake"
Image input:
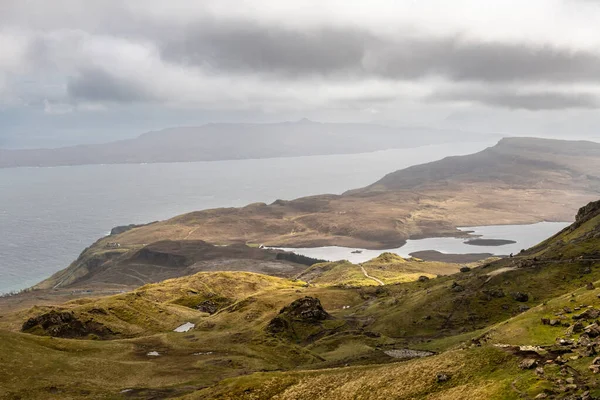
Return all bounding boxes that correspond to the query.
[272,222,570,263]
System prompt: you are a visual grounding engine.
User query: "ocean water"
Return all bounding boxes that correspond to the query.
[271,222,571,263]
[0,142,494,294]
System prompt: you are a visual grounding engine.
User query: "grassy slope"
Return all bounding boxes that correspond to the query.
[3,200,600,399]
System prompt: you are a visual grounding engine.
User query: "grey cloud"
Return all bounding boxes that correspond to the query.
[159,20,372,77]
[158,19,600,84]
[429,89,600,110]
[67,67,156,103]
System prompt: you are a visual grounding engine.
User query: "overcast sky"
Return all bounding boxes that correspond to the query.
[2,0,600,148]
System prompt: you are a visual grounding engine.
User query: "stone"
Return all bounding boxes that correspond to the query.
[585,323,600,338]
[266,297,331,335]
[196,300,218,314]
[518,305,530,313]
[549,319,561,326]
[563,307,573,314]
[459,266,471,273]
[512,292,529,302]
[541,318,550,325]
[586,282,595,290]
[567,321,584,335]
[519,358,538,370]
[573,308,600,320]
[451,282,464,292]
[418,276,430,282]
[436,373,450,383]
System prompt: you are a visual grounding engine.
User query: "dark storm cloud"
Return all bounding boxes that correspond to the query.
[429,89,600,110]
[67,67,155,103]
[159,20,372,77]
[158,19,600,84]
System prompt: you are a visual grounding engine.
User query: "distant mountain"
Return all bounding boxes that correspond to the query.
[0,120,492,168]
[40,137,600,277]
[359,137,600,192]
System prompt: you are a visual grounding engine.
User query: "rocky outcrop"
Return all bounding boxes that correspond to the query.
[574,200,600,228]
[266,297,335,341]
[22,310,114,339]
[276,297,330,321]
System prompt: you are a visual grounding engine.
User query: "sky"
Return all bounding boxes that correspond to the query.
[2,0,600,148]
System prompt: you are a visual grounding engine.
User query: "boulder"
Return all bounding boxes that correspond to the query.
[519,358,538,370]
[266,296,331,335]
[512,292,529,302]
[459,266,471,273]
[196,300,218,314]
[418,276,430,282]
[573,308,600,320]
[584,323,600,338]
[451,282,465,292]
[436,373,450,383]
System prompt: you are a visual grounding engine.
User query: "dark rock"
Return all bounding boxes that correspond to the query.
[541,318,551,325]
[519,358,538,370]
[278,297,330,321]
[418,276,430,282]
[436,373,450,383]
[22,310,113,338]
[549,319,561,326]
[563,307,573,314]
[451,282,464,292]
[266,296,331,335]
[569,321,585,334]
[459,266,471,273]
[512,292,529,302]
[196,300,218,315]
[573,308,600,320]
[586,282,595,290]
[518,305,530,313]
[584,323,600,338]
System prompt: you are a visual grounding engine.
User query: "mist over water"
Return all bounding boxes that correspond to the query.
[0,142,493,294]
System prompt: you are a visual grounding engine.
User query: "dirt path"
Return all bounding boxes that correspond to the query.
[360,265,384,286]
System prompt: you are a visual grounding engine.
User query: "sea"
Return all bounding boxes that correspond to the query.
[1,141,502,294]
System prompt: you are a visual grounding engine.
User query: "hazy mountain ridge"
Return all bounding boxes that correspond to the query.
[359,137,600,192]
[0,120,490,168]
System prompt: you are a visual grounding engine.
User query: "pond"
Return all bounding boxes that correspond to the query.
[272,221,570,263]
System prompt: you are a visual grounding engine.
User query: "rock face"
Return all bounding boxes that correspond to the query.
[196,300,218,314]
[574,199,600,228]
[22,310,114,339]
[274,297,329,322]
[266,297,332,336]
